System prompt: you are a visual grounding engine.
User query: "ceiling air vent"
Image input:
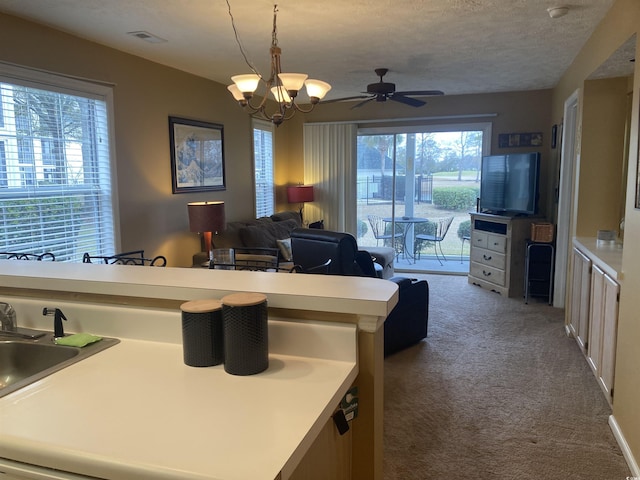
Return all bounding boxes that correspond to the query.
[127,31,167,44]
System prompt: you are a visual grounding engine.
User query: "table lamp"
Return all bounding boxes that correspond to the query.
[287,185,314,222]
[187,201,226,259]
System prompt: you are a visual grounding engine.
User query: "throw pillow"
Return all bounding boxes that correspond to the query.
[276,238,293,261]
[238,218,300,249]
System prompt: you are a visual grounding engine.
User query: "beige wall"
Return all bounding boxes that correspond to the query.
[0,13,256,267]
[577,76,630,236]
[552,0,640,466]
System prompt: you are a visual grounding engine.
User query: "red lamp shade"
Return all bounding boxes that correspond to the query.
[187,201,225,252]
[287,185,314,203]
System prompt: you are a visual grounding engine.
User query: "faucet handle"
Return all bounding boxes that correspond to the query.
[43,307,67,338]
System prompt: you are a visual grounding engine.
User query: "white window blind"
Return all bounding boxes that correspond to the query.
[253,119,274,218]
[0,64,116,262]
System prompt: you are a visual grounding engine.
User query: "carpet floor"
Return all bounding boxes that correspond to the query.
[383,274,630,479]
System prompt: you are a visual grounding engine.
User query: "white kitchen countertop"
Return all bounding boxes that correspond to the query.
[0,260,398,322]
[574,237,623,281]
[0,298,359,480]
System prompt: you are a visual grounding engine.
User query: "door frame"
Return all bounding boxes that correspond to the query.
[554,89,580,308]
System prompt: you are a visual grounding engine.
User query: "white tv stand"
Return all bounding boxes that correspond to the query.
[468,212,535,298]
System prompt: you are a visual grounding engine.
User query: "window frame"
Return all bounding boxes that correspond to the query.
[252,118,275,218]
[0,62,120,259]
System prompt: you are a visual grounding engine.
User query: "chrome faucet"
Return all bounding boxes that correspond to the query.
[0,302,17,332]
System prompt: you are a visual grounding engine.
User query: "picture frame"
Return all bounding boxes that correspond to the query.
[169,116,225,193]
[498,132,543,148]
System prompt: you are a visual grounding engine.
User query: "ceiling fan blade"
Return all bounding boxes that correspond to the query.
[321,95,371,104]
[351,97,376,109]
[395,90,445,96]
[390,94,426,107]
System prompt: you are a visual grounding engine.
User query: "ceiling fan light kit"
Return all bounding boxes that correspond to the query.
[226,4,331,126]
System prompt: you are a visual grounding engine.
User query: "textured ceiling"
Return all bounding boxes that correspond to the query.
[0,0,631,101]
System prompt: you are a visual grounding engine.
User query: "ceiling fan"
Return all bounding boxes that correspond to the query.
[324,68,444,109]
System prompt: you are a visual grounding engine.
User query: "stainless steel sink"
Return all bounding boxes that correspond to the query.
[0,332,119,398]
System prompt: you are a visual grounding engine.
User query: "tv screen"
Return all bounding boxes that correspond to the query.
[479,153,540,215]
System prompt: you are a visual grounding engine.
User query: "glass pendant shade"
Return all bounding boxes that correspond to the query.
[271,86,292,103]
[305,79,332,100]
[278,73,308,91]
[227,84,245,101]
[232,74,261,94]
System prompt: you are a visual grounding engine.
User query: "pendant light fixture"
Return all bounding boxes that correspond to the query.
[226,4,331,126]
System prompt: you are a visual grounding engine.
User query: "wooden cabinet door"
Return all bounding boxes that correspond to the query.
[570,248,591,352]
[588,265,605,374]
[599,273,619,401]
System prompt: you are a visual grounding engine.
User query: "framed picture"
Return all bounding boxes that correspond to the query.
[498,132,543,148]
[169,116,225,193]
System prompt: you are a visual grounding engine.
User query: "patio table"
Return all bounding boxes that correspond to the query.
[383,216,429,260]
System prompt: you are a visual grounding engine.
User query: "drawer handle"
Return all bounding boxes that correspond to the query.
[482,270,492,277]
[483,254,492,261]
[492,242,500,246]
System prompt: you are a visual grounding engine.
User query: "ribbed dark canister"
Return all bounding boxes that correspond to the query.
[221,292,268,375]
[180,299,224,367]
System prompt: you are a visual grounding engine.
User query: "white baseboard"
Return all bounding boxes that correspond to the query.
[609,414,640,476]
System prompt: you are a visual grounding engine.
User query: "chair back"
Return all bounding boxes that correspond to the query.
[436,216,454,240]
[82,251,167,266]
[290,228,375,277]
[0,252,55,261]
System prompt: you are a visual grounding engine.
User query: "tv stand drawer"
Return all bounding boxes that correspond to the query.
[471,248,506,270]
[471,231,507,253]
[470,261,506,286]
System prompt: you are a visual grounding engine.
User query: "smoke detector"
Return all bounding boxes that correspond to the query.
[547,6,569,19]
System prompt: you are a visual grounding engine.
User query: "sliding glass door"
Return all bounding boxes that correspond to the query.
[356,124,491,273]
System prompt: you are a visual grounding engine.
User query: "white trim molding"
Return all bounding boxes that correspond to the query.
[609,414,640,476]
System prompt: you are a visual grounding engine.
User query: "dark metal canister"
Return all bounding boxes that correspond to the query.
[180,299,224,367]
[221,292,268,375]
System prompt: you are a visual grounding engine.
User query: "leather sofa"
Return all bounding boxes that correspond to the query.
[290,228,429,355]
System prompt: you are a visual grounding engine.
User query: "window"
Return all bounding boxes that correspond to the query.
[253,119,274,218]
[0,64,116,261]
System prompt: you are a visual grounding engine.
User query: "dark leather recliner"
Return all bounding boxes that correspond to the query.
[384,277,429,356]
[290,228,429,355]
[290,228,376,276]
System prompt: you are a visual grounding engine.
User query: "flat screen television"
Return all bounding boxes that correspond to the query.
[479,152,540,215]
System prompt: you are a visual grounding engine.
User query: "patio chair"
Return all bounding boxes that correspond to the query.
[414,216,454,265]
[367,214,403,256]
